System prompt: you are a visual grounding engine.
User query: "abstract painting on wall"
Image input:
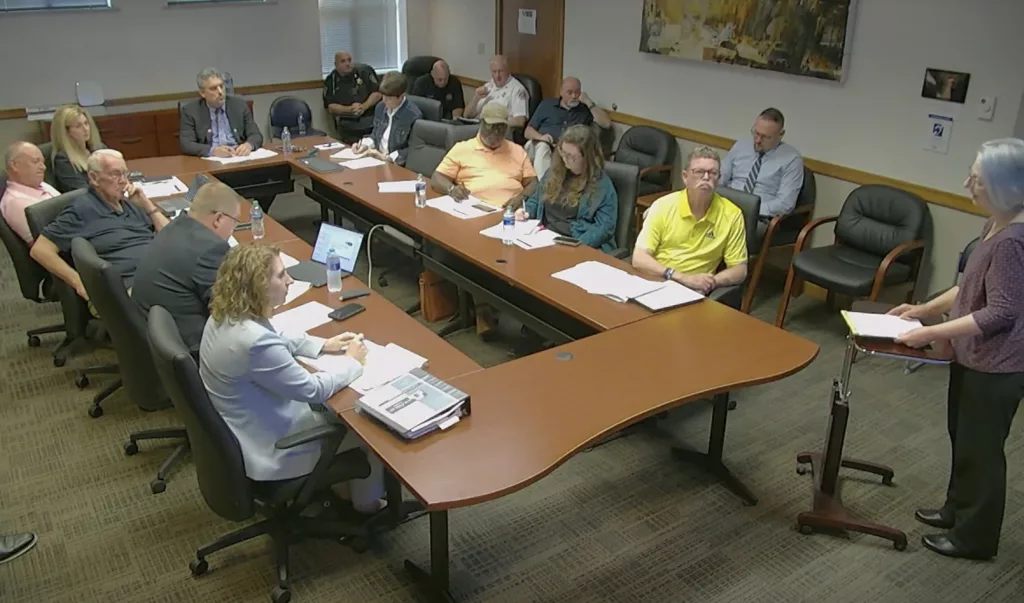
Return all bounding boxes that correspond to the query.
[640,0,857,82]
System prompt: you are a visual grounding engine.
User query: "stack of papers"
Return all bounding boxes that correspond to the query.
[841,311,922,339]
[480,221,561,250]
[378,180,419,193]
[284,281,311,305]
[330,147,363,160]
[228,236,239,247]
[480,219,540,239]
[314,141,345,151]
[137,177,187,198]
[301,340,428,394]
[280,253,299,268]
[269,301,333,336]
[633,280,704,310]
[339,157,386,170]
[552,261,666,303]
[204,148,279,164]
[426,195,494,219]
[356,368,469,439]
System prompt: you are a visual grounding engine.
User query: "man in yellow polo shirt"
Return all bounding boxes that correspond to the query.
[432,102,538,209]
[633,146,748,295]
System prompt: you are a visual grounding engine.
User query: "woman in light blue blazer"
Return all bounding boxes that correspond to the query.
[199,244,384,513]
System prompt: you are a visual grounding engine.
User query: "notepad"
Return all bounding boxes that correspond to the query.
[330,147,363,160]
[378,180,419,193]
[552,261,666,303]
[480,219,540,239]
[426,195,493,219]
[270,301,333,336]
[633,280,704,310]
[283,281,311,305]
[841,310,922,339]
[137,177,187,199]
[339,157,386,170]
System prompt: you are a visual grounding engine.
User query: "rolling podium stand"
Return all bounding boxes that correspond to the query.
[796,327,952,551]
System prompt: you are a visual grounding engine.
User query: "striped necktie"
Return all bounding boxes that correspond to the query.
[744,152,764,193]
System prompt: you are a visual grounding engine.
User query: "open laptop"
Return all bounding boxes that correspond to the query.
[156,173,211,214]
[286,222,365,287]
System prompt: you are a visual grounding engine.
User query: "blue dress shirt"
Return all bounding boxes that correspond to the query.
[720,138,804,216]
[208,105,237,153]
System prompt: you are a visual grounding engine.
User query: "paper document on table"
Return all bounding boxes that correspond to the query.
[330,147,362,160]
[633,280,704,311]
[480,219,540,239]
[552,261,665,303]
[514,229,560,250]
[280,253,299,268]
[284,281,311,305]
[300,340,428,394]
[841,311,922,339]
[339,157,386,170]
[204,148,278,164]
[315,141,345,151]
[270,301,333,336]
[427,195,492,219]
[378,180,418,193]
[227,236,239,247]
[137,177,187,199]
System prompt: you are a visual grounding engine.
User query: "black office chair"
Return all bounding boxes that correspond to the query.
[405,120,477,178]
[742,166,817,313]
[269,96,326,139]
[775,184,929,328]
[401,55,442,81]
[603,161,639,259]
[706,187,761,312]
[512,73,542,118]
[146,305,370,603]
[406,94,442,122]
[71,238,188,493]
[37,142,59,189]
[612,125,678,197]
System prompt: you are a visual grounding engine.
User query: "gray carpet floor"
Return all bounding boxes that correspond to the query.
[1,191,1022,602]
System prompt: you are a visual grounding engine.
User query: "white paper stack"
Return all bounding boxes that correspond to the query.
[633,280,704,310]
[204,148,279,164]
[228,236,239,247]
[279,253,299,268]
[378,180,419,193]
[283,281,311,305]
[426,195,494,219]
[339,157,386,170]
[137,177,187,198]
[299,340,428,394]
[480,219,540,239]
[841,311,922,339]
[329,147,362,160]
[552,261,666,303]
[269,301,333,336]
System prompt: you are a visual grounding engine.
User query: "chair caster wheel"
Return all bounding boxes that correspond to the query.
[28,335,41,347]
[188,558,208,576]
[798,524,814,536]
[882,475,893,486]
[727,399,737,410]
[893,538,908,551]
[151,479,166,494]
[54,356,66,367]
[88,405,103,418]
[378,277,388,287]
[124,441,139,456]
[271,586,292,603]
[796,465,808,475]
[75,374,89,389]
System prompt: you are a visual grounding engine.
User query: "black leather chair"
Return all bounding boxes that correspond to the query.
[742,166,816,313]
[71,238,188,493]
[512,73,542,119]
[775,184,929,328]
[146,305,371,603]
[402,55,442,81]
[612,125,678,197]
[708,186,761,312]
[406,94,442,122]
[269,96,326,138]
[405,120,477,177]
[603,161,639,259]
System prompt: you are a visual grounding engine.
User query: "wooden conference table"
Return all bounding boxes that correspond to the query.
[128,138,818,601]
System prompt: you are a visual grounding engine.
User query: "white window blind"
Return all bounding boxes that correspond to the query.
[319,0,403,75]
[0,0,109,11]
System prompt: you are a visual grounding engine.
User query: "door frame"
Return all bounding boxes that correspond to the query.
[494,0,565,87]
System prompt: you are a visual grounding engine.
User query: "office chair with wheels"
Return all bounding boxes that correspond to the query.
[406,94,442,122]
[612,125,678,197]
[603,161,639,259]
[401,55,442,81]
[269,96,326,139]
[775,184,930,328]
[510,73,542,144]
[71,238,188,493]
[147,305,371,603]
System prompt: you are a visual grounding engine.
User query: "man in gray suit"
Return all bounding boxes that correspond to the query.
[179,68,263,157]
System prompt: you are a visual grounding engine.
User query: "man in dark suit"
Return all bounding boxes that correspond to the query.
[132,181,239,351]
[179,68,264,157]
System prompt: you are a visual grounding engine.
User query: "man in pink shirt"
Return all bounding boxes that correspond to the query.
[1,142,59,244]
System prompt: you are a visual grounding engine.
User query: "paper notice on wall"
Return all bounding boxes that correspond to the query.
[518,8,537,35]
[924,114,953,154]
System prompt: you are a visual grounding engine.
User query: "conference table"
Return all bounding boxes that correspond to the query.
[128,137,819,602]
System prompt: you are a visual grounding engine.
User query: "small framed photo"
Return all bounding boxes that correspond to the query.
[922,68,970,104]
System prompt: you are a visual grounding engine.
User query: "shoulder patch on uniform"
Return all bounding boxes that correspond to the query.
[518,90,527,100]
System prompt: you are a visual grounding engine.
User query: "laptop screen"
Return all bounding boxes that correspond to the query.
[310,223,364,271]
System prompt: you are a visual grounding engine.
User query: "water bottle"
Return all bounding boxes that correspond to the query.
[250,203,265,240]
[326,247,343,293]
[414,174,427,208]
[281,127,292,154]
[501,205,515,246]
[297,113,307,137]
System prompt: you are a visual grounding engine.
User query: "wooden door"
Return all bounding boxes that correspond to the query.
[497,0,565,103]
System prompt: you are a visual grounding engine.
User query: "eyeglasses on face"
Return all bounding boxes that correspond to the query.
[688,168,720,180]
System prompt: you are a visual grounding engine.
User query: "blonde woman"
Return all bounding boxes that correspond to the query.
[51,105,105,193]
[200,244,385,514]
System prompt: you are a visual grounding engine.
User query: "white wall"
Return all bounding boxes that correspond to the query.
[428,0,495,80]
[406,0,435,57]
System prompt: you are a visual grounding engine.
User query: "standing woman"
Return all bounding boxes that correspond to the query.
[891,137,1024,559]
[51,105,105,193]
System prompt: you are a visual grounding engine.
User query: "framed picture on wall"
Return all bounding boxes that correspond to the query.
[921,68,970,104]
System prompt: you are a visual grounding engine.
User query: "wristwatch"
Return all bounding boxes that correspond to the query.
[663,268,675,281]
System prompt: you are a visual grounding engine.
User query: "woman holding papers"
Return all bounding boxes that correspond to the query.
[351,72,422,166]
[514,125,618,252]
[889,138,1024,560]
[200,244,386,515]
[50,105,106,193]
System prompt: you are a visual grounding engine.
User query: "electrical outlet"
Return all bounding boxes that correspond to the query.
[977,96,996,121]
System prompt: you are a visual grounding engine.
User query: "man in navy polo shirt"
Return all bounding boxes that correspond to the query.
[524,76,611,177]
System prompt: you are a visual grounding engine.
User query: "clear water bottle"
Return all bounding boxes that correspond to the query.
[326,247,343,293]
[297,114,307,137]
[502,205,515,246]
[250,203,265,240]
[414,174,427,208]
[281,126,292,154]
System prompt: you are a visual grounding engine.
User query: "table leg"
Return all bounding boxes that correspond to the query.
[404,510,455,603]
[671,393,758,506]
[437,291,473,338]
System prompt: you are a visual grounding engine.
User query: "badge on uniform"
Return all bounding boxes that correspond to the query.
[356,77,363,86]
[706,229,715,240]
[445,93,452,101]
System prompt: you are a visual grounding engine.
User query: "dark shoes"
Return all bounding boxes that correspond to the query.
[914,507,954,529]
[0,532,37,565]
[921,533,994,561]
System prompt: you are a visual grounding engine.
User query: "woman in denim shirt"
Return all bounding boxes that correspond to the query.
[352,72,422,166]
[515,125,618,252]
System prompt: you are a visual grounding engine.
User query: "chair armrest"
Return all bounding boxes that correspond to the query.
[275,424,346,450]
[757,204,815,257]
[709,284,743,310]
[868,239,926,299]
[639,164,673,178]
[610,247,630,260]
[793,215,838,255]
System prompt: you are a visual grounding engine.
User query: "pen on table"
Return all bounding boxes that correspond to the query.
[451,207,470,217]
[517,237,534,249]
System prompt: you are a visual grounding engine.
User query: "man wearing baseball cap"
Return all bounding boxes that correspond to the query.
[432,102,538,209]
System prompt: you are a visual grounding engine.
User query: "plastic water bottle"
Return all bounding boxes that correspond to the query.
[250,203,265,240]
[297,114,307,137]
[502,205,515,246]
[415,174,427,208]
[326,247,343,293]
[281,127,292,154]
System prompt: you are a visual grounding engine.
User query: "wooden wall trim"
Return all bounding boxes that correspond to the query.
[455,74,983,217]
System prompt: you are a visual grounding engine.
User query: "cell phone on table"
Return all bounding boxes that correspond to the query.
[329,303,365,322]
[234,222,252,231]
[553,236,581,247]
[472,203,499,213]
[340,288,370,301]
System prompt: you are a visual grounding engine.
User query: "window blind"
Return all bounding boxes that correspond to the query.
[0,0,109,11]
[319,0,403,75]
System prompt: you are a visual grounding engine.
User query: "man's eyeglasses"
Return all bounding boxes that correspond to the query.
[103,170,129,181]
[751,128,777,141]
[688,168,720,180]
[217,211,241,224]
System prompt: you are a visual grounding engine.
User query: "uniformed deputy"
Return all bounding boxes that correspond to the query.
[323,51,382,142]
[410,59,465,120]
